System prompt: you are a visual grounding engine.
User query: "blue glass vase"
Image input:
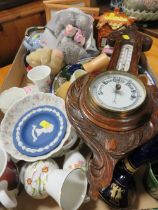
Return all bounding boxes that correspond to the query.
[99,134,158,208]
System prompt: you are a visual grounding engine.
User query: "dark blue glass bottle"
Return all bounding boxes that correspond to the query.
[99,134,158,208]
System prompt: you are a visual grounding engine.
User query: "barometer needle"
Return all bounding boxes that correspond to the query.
[113,83,121,104]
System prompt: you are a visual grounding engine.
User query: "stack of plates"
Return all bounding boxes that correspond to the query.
[0,93,74,162]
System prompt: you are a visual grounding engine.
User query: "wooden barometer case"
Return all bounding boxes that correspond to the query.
[65,26,158,200]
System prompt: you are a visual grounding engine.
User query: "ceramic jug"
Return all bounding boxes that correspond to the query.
[46,168,88,210]
[20,159,59,199]
[20,159,88,210]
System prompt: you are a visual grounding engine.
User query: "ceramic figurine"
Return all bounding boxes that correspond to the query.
[45,8,99,64]
[20,159,59,199]
[110,0,124,10]
[96,8,135,50]
[100,134,158,208]
[26,47,65,76]
[23,26,44,52]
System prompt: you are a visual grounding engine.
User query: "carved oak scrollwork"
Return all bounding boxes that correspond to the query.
[65,27,158,199]
[66,76,115,199]
[66,73,158,200]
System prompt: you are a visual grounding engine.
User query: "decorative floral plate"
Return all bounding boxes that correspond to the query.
[0,93,71,162]
[13,105,67,157]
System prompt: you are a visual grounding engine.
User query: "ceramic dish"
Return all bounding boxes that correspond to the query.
[0,93,71,162]
[51,57,93,94]
[13,105,67,157]
[124,7,158,21]
[0,87,26,114]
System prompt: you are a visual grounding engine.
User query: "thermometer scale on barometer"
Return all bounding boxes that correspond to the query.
[106,26,152,75]
[116,44,133,72]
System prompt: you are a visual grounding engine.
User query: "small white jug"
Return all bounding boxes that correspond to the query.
[46,168,88,210]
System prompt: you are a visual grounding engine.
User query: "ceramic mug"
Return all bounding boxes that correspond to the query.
[27,65,51,92]
[46,168,88,210]
[20,159,59,199]
[0,147,19,209]
[63,150,87,171]
[144,161,158,199]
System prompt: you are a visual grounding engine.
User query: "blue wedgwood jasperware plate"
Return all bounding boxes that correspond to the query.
[13,105,67,157]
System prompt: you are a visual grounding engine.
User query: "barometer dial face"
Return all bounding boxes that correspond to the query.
[89,71,146,112]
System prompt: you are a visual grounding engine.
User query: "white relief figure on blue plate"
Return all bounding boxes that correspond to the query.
[32,120,54,142]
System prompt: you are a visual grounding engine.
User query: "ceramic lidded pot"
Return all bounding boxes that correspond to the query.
[20,159,59,199]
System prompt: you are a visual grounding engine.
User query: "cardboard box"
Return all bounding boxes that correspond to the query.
[1,44,158,210]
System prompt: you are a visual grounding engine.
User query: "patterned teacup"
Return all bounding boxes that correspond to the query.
[27,65,51,93]
[63,150,87,171]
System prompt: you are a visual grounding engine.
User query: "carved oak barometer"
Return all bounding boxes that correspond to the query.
[65,26,158,200]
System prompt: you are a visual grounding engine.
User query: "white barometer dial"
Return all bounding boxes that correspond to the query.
[89,71,146,112]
